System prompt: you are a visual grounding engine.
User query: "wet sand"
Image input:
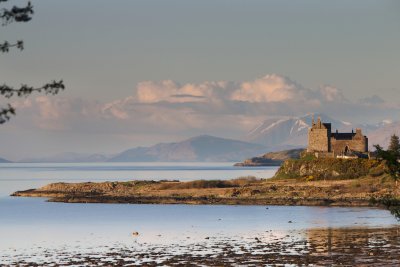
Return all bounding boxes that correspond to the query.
[3,226,400,266]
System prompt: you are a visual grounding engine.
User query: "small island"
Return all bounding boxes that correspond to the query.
[234,148,304,166]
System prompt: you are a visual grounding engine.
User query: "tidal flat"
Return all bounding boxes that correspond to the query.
[2,163,400,266]
[3,226,400,266]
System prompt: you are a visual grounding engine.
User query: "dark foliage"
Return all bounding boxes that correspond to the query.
[374,144,400,182]
[1,0,64,124]
[388,134,400,159]
[0,0,33,25]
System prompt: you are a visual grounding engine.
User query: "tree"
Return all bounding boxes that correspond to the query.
[1,0,64,124]
[388,134,400,159]
[374,144,400,185]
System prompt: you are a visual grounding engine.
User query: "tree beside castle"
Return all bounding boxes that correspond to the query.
[374,134,400,184]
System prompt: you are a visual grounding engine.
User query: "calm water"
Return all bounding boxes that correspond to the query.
[0,162,275,197]
[0,162,398,264]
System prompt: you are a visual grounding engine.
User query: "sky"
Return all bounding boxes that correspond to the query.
[1,0,400,159]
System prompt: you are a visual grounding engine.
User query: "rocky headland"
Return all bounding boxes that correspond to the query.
[234,148,304,166]
[11,157,400,208]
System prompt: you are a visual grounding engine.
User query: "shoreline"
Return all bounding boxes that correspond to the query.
[4,225,400,266]
[11,176,400,208]
[11,191,376,207]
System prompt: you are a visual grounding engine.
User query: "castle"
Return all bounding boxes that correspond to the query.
[307,117,368,158]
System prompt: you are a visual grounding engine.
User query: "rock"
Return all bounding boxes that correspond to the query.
[288,221,293,223]
[332,170,340,177]
[299,165,308,176]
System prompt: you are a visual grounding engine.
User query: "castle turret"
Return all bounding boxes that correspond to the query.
[307,117,330,152]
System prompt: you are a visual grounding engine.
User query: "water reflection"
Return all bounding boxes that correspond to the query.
[3,226,400,266]
[388,206,400,221]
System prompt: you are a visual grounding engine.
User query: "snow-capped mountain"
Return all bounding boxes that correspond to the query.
[367,121,400,149]
[245,113,361,150]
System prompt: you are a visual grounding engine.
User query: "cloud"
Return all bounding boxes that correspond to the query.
[318,85,347,102]
[359,94,385,105]
[8,73,399,144]
[101,96,135,120]
[134,74,322,106]
[3,73,400,160]
[231,74,310,103]
[135,80,232,103]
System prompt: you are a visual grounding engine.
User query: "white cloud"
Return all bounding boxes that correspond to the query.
[318,85,346,102]
[231,74,309,103]
[101,96,135,120]
[134,74,318,106]
[136,80,231,103]
[6,73,398,151]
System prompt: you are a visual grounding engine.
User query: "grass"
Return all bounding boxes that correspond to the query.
[158,176,262,190]
[274,157,386,180]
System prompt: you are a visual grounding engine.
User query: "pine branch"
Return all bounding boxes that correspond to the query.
[0,80,65,98]
[0,104,15,124]
[0,40,23,52]
[0,1,33,25]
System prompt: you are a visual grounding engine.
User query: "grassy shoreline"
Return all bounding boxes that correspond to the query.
[11,175,400,209]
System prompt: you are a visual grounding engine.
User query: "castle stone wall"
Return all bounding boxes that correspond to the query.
[331,137,368,153]
[308,128,330,152]
[307,119,368,155]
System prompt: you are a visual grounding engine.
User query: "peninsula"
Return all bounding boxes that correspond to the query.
[10,171,399,207]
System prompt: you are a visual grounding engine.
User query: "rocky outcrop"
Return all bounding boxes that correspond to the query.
[11,174,399,207]
[234,148,304,166]
[274,157,386,180]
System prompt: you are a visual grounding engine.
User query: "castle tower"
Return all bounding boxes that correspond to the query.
[307,117,331,152]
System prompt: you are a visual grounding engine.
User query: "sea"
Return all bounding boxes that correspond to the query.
[0,162,398,265]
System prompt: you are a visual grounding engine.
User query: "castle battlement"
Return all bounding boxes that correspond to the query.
[307,117,368,157]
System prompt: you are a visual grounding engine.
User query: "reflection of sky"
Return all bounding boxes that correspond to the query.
[0,163,398,262]
[1,197,397,252]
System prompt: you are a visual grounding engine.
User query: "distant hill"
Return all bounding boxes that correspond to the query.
[234,148,305,166]
[20,152,110,163]
[108,135,268,162]
[0,157,11,163]
[16,117,400,163]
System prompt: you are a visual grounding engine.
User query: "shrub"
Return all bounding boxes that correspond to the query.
[158,177,263,190]
[274,157,382,180]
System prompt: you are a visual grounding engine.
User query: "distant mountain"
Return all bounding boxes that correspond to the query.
[21,152,110,163]
[245,113,361,150]
[108,135,268,162]
[17,117,400,163]
[245,113,400,152]
[0,157,11,163]
[367,121,400,149]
